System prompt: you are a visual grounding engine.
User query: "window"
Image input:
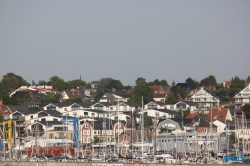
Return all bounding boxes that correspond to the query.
[85,124,88,128]
[84,130,86,135]
[49,134,54,138]
[73,112,77,117]
[87,130,90,135]
[30,115,33,119]
[64,108,67,112]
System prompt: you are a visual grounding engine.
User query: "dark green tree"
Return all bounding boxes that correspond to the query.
[242,104,250,118]
[66,79,86,90]
[165,92,178,104]
[200,75,217,86]
[38,80,47,86]
[185,77,199,89]
[129,77,153,106]
[159,126,172,133]
[40,92,63,105]
[47,76,67,92]
[229,76,246,97]
[246,76,250,83]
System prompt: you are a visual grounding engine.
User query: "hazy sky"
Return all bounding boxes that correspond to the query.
[1,0,250,86]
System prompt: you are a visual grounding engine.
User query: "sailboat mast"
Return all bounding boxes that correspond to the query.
[141,96,144,156]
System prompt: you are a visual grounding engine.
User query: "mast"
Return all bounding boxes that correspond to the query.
[141,96,144,157]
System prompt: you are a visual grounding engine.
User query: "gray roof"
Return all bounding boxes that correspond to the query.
[155,109,177,115]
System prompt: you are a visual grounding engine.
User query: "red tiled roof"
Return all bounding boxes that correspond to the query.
[185,113,198,119]
[207,107,230,122]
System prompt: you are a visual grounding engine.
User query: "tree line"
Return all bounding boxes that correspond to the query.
[0,72,250,109]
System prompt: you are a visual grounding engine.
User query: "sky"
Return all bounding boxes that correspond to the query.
[0,0,250,86]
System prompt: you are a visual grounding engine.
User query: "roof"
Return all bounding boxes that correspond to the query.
[207,107,230,122]
[121,102,139,107]
[224,81,232,88]
[36,121,63,127]
[155,109,177,115]
[198,117,217,128]
[197,86,216,91]
[64,89,85,99]
[71,102,91,108]
[113,93,130,98]
[185,113,198,119]
[153,94,166,98]
[181,101,199,107]
[149,86,164,94]
[49,103,71,107]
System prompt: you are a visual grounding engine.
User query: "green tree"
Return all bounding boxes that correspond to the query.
[66,79,86,90]
[229,76,246,97]
[40,92,63,105]
[47,76,67,92]
[242,104,250,118]
[185,77,199,89]
[200,75,217,86]
[144,118,153,127]
[159,126,172,133]
[38,80,47,86]
[129,77,153,106]
[0,114,4,122]
[165,92,178,104]
[246,76,250,83]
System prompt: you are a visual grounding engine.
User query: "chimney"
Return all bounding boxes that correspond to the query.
[218,107,221,111]
[0,100,3,105]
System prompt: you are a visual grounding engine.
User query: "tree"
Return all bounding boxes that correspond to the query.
[159,126,172,133]
[160,79,169,86]
[47,76,67,92]
[40,92,63,105]
[0,114,4,122]
[246,76,250,83]
[165,92,178,104]
[129,77,153,106]
[185,77,199,89]
[38,80,47,86]
[242,104,250,118]
[66,79,86,90]
[200,75,217,86]
[229,76,246,97]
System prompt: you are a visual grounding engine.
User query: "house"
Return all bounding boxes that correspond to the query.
[10,85,55,97]
[149,86,165,94]
[43,103,71,112]
[162,86,171,94]
[207,107,233,123]
[27,121,74,139]
[197,86,216,91]
[153,94,167,102]
[90,102,110,111]
[143,109,177,120]
[234,83,250,106]
[188,87,220,108]
[223,81,232,88]
[0,101,12,120]
[196,117,217,133]
[144,101,166,109]
[157,118,195,133]
[173,101,199,112]
[80,118,126,145]
[21,98,43,109]
[99,92,130,103]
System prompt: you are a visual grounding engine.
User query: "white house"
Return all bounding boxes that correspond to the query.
[234,83,250,106]
[188,87,220,108]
